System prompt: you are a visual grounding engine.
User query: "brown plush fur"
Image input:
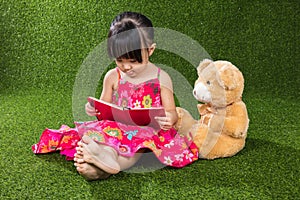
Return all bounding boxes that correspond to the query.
[175,59,249,159]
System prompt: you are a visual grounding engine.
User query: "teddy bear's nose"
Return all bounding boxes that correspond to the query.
[193,90,196,96]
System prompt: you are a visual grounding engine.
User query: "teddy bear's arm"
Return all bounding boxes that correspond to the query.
[224,102,249,138]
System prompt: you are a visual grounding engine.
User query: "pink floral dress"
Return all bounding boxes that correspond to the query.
[32,68,198,168]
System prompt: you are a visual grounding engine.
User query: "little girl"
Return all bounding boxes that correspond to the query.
[32,11,198,181]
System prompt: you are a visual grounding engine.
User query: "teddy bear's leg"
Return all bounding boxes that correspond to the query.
[174,107,197,137]
[193,125,209,158]
[197,130,223,159]
[194,125,246,159]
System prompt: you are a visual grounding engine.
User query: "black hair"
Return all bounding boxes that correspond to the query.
[107,12,154,63]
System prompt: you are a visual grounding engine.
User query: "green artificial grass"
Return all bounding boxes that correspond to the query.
[0,0,299,199]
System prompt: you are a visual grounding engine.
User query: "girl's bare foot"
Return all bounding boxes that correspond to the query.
[74,162,111,181]
[76,135,121,174]
[74,152,111,181]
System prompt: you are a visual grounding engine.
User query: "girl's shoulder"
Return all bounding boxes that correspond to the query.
[158,68,173,89]
[104,68,119,80]
[103,68,119,90]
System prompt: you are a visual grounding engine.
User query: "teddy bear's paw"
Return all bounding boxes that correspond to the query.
[231,131,247,139]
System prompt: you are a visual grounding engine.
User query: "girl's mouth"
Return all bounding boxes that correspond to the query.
[126,70,135,75]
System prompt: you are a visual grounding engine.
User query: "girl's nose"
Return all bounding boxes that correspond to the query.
[123,64,132,70]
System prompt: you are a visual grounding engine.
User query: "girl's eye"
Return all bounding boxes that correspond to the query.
[206,81,211,85]
[115,59,137,63]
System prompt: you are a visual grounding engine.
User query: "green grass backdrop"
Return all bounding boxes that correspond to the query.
[0,0,299,199]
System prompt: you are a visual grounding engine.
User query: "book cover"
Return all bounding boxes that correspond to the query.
[87,97,165,129]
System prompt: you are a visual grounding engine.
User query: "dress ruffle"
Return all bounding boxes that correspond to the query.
[32,121,198,168]
[32,125,80,160]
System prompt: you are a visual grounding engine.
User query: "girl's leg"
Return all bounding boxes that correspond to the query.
[117,149,145,170]
[74,162,111,181]
[76,135,121,174]
[76,136,145,173]
[74,153,111,181]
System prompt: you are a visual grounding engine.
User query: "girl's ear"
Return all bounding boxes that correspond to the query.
[148,43,156,56]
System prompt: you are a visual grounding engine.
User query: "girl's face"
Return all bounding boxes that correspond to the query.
[115,47,154,78]
[115,57,148,78]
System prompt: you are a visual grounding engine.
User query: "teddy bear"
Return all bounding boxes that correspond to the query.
[175,59,249,159]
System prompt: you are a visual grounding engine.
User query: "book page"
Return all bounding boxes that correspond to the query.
[87,97,165,129]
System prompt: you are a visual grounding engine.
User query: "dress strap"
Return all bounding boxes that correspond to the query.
[116,67,121,81]
[157,68,161,80]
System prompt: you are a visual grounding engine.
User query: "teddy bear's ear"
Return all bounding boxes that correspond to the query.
[197,59,213,76]
[218,64,238,90]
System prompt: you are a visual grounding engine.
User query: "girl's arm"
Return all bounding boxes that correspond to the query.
[155,70,178,130]
[100,69,118,103]
[85,69,117,116]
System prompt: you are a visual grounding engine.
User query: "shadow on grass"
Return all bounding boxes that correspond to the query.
[86,138,299,199]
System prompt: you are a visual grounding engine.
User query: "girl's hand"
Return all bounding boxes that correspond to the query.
[85,102,100,116]
[155,113,174,131]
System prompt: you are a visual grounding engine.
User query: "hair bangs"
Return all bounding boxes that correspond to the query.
[108,28,147,63]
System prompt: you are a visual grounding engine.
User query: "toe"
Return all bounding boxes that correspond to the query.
[76,146,85,153]
[77,141,83,146]
[75,147,83,154]
[76,158,85,164]
[82,135,93,144]
[76,166,84,174]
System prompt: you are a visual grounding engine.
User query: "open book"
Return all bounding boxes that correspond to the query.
[87,97,166,129]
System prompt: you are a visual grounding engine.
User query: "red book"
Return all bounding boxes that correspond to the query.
[87,97,165,129]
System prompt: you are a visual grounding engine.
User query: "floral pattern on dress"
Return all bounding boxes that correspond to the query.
[84,130,105,143]
[32,67,199,168]
[103,126,123,140]
[142,95,152,108]
[32,125,81,160]
[76,68,199,167]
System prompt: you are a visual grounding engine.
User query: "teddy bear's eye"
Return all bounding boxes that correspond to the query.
[206,81,211,85]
